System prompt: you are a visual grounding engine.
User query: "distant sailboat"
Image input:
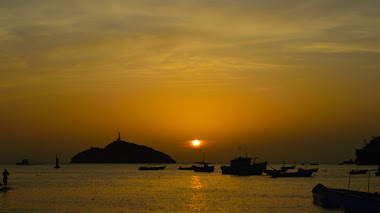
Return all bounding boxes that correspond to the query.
[54,155,60,168]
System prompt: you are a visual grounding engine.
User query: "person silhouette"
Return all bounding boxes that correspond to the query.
[3,169,9,187]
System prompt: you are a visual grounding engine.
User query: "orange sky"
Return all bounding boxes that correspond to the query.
[1,1,380,163]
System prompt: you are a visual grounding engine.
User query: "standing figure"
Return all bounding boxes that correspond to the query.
[3,169,9,187]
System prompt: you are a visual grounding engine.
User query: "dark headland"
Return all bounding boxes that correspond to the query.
[70,133,176,163]
[355,136,380,165]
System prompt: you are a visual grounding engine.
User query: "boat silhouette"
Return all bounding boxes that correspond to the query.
[280,161,295,172]
[266,169,314,178]
[313,169,380,212]
[221,156,267,176]
[193,162,214,173]
[350,169,368,175]
[298,168,318,173]
[178,165,196,170]
[138,165,166,171]
[16,159,31,165]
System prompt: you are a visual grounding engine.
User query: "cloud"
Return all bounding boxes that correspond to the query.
[1,0,380,163]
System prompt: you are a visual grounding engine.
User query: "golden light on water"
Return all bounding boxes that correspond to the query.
[192,140,200,147]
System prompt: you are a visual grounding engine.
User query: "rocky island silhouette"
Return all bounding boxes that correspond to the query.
[70,133,176,163]
[355,136,380,165]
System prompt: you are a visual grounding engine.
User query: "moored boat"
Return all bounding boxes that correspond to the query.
[193,162,214,173]
[350,169,368,175]
[138,166,166,171]
[221,157,267,176]
[280,161,295,172]
[178,165,196,170]
[280,166,295,172]
[312,183,380,212]
[266,169,314,178]
[16,159,31,165]
[298,168,318,173]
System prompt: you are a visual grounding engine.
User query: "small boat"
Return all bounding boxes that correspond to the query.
[314,169,380,212]
[298,168,318,173]
[350,169,368,175]
[16,159,31,165]
[138,166,166,171]
[266,169,314,178]
[281,161,295,172]
[193,162,214,173]
[221,157,267,176]
[178,165,196,170]
[280,166,295,172]
[312,184,380,212]
[310,163,319,165]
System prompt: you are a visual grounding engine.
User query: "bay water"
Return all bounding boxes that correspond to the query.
[1,164,379,212]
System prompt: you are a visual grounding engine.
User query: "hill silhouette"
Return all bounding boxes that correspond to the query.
[355,136,380,165]
[70,133,176,163]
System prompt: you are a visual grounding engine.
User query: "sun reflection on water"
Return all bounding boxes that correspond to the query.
[190,175,203,189]
[188,175,206,212]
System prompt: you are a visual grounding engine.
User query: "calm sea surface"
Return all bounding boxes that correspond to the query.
[0,164,379,212]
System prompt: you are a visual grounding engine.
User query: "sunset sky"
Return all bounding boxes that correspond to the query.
[1,0,380,164]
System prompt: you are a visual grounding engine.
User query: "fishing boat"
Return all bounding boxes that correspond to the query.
[193,162,214,173]
[280,166,295,172]
[138,166,166,171]
[221,156,267,176]
[312,184,380,212]
[178,165,196,170]
[313,169,380,212]
[298,168,318,173]
[16,159,31,165]
[266,169,314,178]
[350,169,368,175]
[280,161,295,172]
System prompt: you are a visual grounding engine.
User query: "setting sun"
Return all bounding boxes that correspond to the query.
[192,140,200,146]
